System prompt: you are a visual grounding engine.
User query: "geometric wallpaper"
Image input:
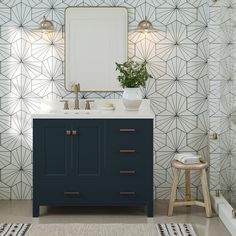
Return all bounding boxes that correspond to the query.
[208,0,236,207]
[0,0,211,200]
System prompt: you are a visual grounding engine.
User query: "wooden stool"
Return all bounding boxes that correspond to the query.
[168,160,212,217]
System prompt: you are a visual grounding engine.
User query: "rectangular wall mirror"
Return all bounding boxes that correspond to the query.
[65,7,128,92]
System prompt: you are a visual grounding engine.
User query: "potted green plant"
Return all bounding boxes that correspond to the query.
[116,60,152,110]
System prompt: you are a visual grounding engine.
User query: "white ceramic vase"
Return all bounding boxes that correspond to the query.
[122,87,142,111]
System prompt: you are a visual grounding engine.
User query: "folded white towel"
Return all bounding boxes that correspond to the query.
[174,153,201,164]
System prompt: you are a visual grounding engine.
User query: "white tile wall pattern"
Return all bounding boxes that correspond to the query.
[0,0,211,200]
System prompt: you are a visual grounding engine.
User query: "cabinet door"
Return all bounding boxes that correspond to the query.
[33,119,71,182]
[72,120,104,179]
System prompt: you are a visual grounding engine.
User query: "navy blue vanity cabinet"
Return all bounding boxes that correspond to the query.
[33,119,153,217]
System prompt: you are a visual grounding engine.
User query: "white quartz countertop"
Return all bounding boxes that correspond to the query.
[32,109,154,119]
[32,99,155,119]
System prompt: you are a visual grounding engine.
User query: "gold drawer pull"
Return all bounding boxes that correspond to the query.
[120,128,135,132]
[120,191,136,195]
[64,191,80,196]
[65,130,71,136]
[120,149,136,153]
[72,130,78,136]
[120,170,135,174]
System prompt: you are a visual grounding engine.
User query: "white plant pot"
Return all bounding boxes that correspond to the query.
[122,87,142,111]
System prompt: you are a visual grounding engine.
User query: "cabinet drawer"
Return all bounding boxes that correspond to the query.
[105,119,153,160]
[106,146,150,160]
[104,160,148,183]
[37,184,106,204]
[105,119,152,143]
[36,183,149,205]
[107,184,148,203]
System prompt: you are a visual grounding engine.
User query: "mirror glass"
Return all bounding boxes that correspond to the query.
[65,7,128,91]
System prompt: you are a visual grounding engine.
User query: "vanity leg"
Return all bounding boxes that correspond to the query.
[147,202,153,217]
[33,202,39,217]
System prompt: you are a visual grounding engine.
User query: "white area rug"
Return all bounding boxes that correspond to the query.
[26,223,197,236]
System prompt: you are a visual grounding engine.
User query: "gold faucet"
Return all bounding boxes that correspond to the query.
[72,83,80,109]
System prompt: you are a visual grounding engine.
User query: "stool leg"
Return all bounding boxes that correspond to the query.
[200,169,212,217]
[168,168,180,217]
[185,169,191,202]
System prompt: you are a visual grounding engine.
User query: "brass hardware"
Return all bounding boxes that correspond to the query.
[72,130,78,136]
[120,170,135,174]
[74,100,79,110]
[216,190,220,197]
[120,149,136,153]
[64,191,80,196]
[72,83,80,109]
[60,100,69,110]
[85,100,94,110]
[232,209,236,218]
[65,130,71,136]
[66,130,78,136]
[120,128,135,132]
[120,191,136,195]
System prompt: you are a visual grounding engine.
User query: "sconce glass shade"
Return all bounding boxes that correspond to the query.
[38,16,54,33]
[137,18,157,33]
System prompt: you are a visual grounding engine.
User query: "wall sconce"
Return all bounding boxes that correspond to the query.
[38,16,54,33]
[136,17,157,34]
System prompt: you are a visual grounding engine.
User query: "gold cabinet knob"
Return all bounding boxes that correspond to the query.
[65,130,71,136]
[72,130,78,136]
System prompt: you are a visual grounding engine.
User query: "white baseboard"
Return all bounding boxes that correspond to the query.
[211,192,236,236]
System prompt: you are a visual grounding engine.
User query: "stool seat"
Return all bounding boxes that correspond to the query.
[168,159,212,218]
[171,160,207,170]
